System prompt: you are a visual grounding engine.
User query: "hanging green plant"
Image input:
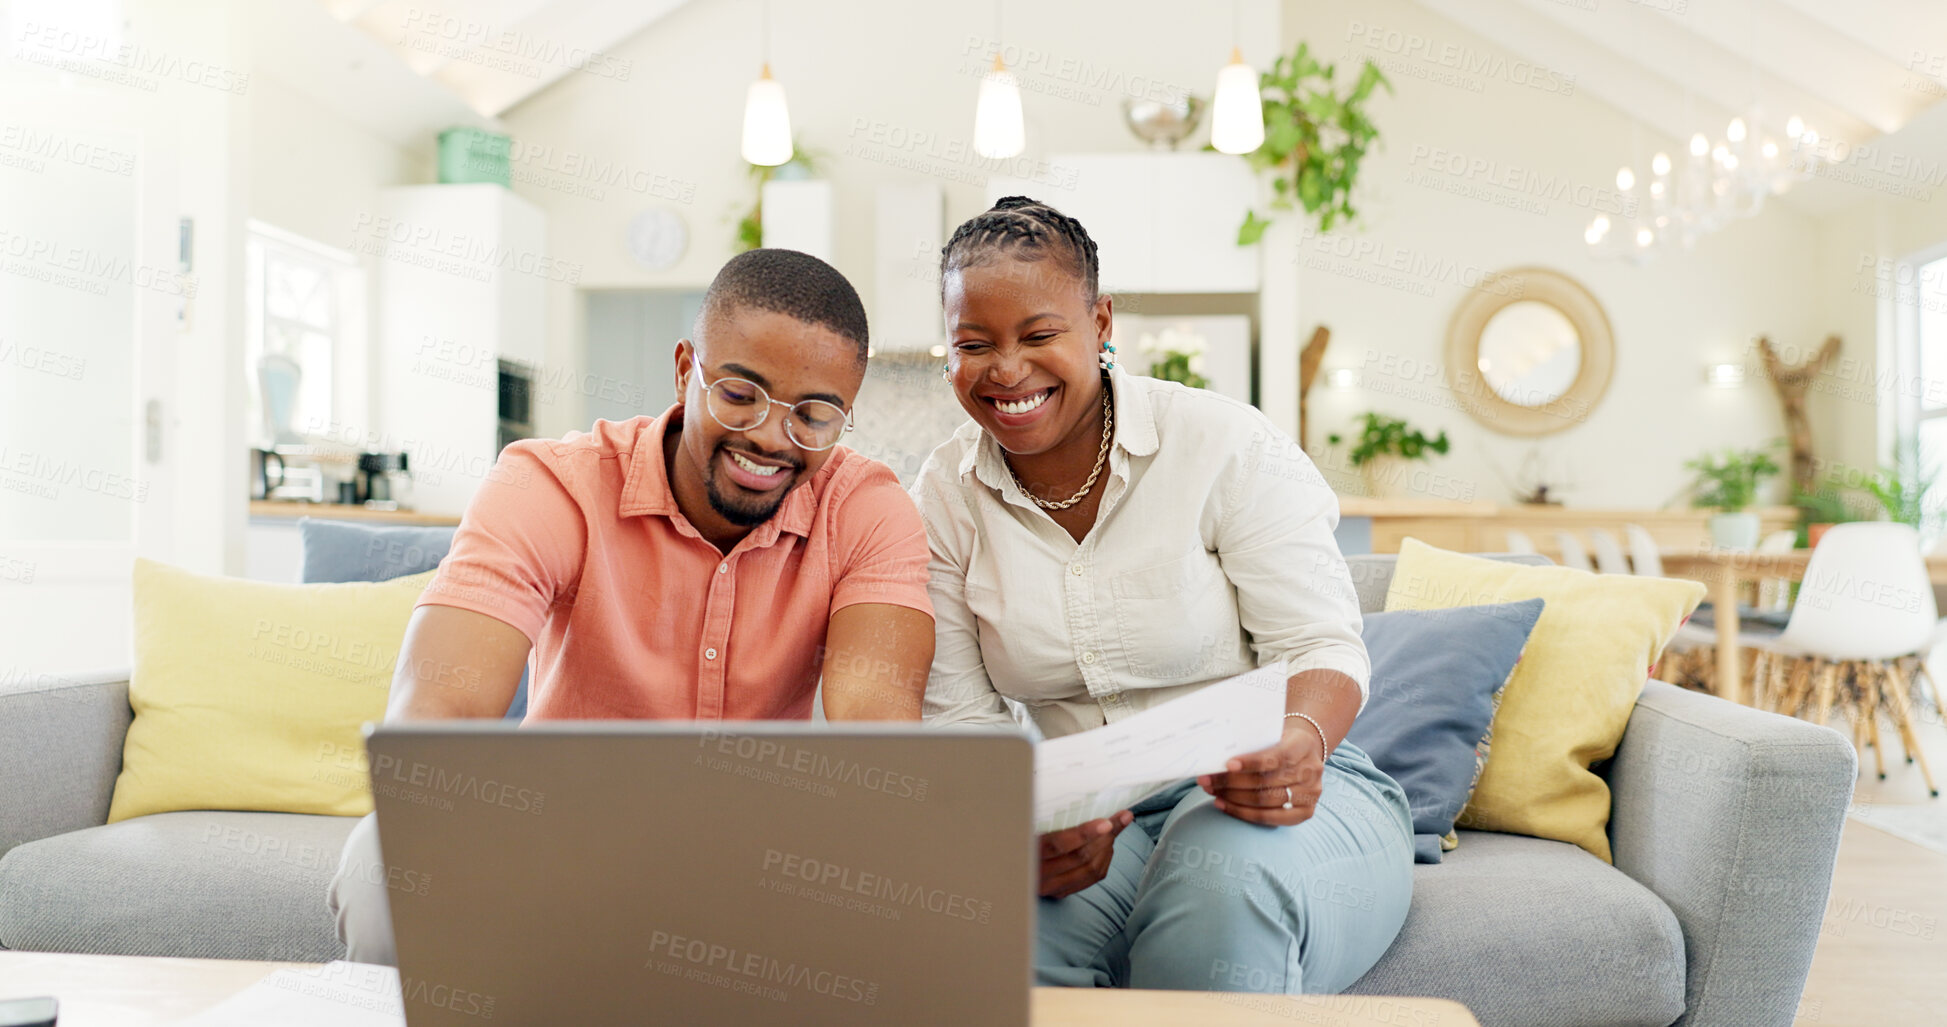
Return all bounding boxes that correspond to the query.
[732,142,818,253]
[1230,43,1389,245]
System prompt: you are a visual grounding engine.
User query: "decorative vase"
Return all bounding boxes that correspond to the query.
[1361,456,1409,499]
[1709,511,1761,549]
[1121,95,1207,150]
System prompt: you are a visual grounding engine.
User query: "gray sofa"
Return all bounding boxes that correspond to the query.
[0,554,1855,1026]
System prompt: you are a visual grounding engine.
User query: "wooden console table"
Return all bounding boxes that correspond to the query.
[1335,499,1797,559]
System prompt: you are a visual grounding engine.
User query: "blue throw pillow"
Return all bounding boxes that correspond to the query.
[297,517,455,584]
[1343,599,1545,863]
[296,518,528,720]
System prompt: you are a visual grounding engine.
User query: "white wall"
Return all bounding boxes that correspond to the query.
[249,77,430,247]
[501,0,1827,509]
[1284,0,1822,509]
[0,0,251,671]
[501,0,1281,436]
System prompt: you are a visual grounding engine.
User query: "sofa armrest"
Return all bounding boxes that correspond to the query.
[1608,680,1854,1027]
[0,667,132,859]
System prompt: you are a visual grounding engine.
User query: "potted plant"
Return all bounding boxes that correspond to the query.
[1135,326,1210,390]
[1792,486,1864,549]
[1328,412,1450,499]
[1684,446,1782,548]
[1227,43,1390,244]
[1865,452,1943,547]
[732,142,818,252]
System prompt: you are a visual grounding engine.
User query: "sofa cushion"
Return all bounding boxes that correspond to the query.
[299,516,527,721]
[0,811,355,962]
[1344,553,1552,615]
[1347,830,1686,1027]
[1383,540,1706,863]
[1347,600,1545,863]
[110,560,435,823]
[298,516,455,584]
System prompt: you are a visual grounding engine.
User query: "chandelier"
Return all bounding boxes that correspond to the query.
[1585,109,1821,264]
[1588,4,1823,265]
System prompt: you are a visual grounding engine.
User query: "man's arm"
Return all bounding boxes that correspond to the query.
[386,440,579,721]
[385,605,531,721]
[819,603,935,721]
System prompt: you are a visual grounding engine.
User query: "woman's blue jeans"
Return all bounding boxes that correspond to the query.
[1035,739,1415,993]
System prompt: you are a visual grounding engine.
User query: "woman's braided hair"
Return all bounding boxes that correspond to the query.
[938,196,1100,303]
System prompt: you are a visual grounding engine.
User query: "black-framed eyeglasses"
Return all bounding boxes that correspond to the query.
[697,370,854,452]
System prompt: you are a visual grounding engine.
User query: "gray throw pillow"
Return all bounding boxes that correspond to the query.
[297,518,527,720]
[1343,599,1545,863]
[297,518,455,584]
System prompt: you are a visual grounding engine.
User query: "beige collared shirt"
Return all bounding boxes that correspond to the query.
[912,368,1369,740]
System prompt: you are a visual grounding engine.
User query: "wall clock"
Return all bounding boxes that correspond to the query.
[626,206,689,271]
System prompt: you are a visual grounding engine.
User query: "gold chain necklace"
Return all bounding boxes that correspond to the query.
[1006,386,1114,511]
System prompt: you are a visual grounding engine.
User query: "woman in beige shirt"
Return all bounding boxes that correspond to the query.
[914,197,1413,994]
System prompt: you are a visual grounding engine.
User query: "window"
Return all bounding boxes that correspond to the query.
[1895,252,1947,543]
[244,221,361,446]
[1915,256,1947,443]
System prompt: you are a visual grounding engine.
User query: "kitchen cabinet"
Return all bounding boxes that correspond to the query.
[372,184,547,517]
[872,183,945,352]
[987,153,1259,294]
[760,179,834,262]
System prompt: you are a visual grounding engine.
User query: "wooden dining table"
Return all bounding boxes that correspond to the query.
[1658,548,1947,705]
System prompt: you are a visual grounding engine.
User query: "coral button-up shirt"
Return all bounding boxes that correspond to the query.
[415,407,934,721]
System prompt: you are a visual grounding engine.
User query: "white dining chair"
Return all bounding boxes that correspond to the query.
[1505,529,1538,555]
[1625,524,1664,577]
[1554,531,1593,572]
[1747,522,1940,795]
[1589,528,1631,575]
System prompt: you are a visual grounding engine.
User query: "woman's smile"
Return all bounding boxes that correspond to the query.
[982,385,1059,429]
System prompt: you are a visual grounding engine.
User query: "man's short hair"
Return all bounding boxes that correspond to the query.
[698,248,869,362]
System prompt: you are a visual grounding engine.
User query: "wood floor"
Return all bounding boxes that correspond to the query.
[1794,710,1947,1025]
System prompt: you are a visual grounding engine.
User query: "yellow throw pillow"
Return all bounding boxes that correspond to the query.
[108,558,436,823]
[1384,538,1705,863]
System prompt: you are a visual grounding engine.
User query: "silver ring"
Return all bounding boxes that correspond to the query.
[1282,786,1294,810]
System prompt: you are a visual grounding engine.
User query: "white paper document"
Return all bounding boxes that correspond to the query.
[1034,663,1287,833]
[177,961,406,1027]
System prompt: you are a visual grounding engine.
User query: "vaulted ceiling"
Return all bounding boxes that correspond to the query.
[1410,0,1947,213]
[315,0,691,118]
[293,0,1947,215]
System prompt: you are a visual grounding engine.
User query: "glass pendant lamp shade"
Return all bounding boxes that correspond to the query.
[741,65,793,166]
[973,55,1025,159]
[1211,48,1264,155]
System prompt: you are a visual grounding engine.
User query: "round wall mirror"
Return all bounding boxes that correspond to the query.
[1444,268,1613,436]
[1478,301,1582,406]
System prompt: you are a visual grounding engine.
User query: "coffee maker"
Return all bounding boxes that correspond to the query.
[252,445,332,502]
[358,451,414,510]
[249,448,281,500]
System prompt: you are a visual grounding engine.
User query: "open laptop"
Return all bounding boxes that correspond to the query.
[366,722,1035,1026]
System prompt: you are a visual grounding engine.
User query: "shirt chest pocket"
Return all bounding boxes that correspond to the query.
[1109,552,1238,680]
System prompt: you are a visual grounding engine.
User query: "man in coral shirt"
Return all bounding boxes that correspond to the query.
[328,249,937,964]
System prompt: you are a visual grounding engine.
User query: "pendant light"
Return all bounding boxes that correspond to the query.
[740,0,792,167]
[1210,2,1263,155]
[973,1,1025,159]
